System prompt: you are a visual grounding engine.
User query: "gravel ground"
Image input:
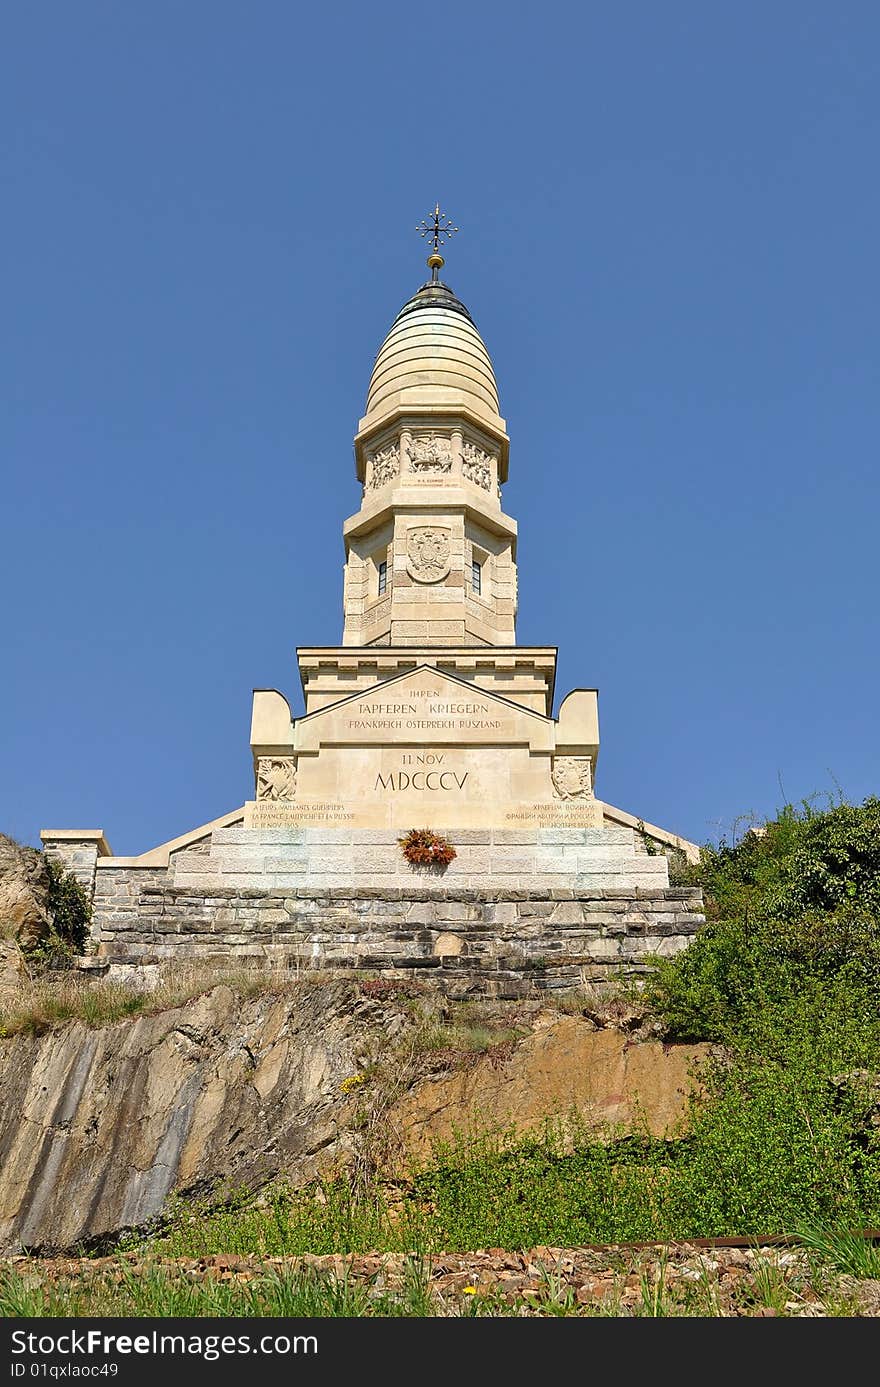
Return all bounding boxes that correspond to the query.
[7,1244,880,1317]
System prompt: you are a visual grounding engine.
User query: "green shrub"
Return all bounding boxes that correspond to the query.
[663,983,880,1234]
[689,797,880,924]
[17,858,93,971]
[646,907,880,1043]
[45,858,91,954]
[647,797,880,1042]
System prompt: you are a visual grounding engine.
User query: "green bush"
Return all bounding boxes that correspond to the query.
[646,797,880,1042]
[45,858,91,956]
[646,907,880,1043]
[685,797,880,923]
[664,982,880,1234]
[21,859,93,970]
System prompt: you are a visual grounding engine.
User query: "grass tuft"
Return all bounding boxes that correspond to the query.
[0,964,323,1038]
[796,1226,880,1280]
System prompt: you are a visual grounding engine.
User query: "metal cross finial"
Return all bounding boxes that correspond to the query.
[416,203,459,281]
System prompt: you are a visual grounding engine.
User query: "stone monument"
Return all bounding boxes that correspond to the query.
[42,209,704,987]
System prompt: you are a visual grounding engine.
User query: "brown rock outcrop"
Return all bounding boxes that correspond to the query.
[395,1016,708,1158]
[0,833,51,952]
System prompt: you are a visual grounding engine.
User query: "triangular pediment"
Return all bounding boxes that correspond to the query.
[293,663,553,753]
[297,663,550,727]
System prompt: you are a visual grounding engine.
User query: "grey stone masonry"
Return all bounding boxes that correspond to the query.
[41,830,111,946]
[87,824,704,994]
[92,872,704,996]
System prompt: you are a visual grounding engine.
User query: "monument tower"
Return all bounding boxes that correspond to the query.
[43,212,702,976]
[344,206,515,650]
[245,209,691,852]
[249,206,598,831]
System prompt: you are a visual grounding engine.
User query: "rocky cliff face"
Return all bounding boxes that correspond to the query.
[0,981,708,1254]
[0,833,52,1001]
[0,834,51,953]
[0,982,382,1253]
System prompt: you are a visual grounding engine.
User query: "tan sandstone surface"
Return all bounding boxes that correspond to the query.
[395,1015,706,1158]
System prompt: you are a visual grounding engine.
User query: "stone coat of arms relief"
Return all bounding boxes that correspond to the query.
[406,526,452,583]
[551,756,593,800]
[256,757,297,801]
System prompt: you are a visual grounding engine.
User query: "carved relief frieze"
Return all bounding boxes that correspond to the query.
[551,756,593,800]
[256,757,297,802]
[462,440,494,491]
[406,432,453,474]
[406,526,452,583]
[366,444,399,490]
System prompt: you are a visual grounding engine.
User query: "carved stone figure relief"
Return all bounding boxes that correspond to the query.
[406,432,453,474]
[256,757,297,802]
[461,440,494,490]
[406,526,452,583]
[367,445,399,490]
[551,756,593,800]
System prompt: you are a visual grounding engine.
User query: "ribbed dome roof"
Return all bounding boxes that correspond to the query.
[362,280,502,433]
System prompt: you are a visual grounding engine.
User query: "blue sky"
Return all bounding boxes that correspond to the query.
[2,2,878,854]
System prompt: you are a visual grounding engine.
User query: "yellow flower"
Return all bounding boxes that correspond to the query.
[340,1073,365,1093]
[462,1286,477,1295]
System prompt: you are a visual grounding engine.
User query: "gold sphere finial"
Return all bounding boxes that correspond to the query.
[417,204,458,282]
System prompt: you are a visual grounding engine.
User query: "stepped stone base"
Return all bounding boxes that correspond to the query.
[90,843,702,996]
[43,825,705,994]
[167,824,672,893]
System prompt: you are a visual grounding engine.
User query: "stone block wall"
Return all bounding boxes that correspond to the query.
[92,875,703,996]
[40,831,110,902]
[83,824,704,993]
